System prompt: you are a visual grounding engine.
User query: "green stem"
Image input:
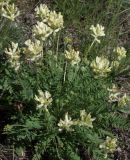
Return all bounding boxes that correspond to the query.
[63,61,68,82]
[55,137,61,159]
[87,38,96,55]
[56,33,60,66]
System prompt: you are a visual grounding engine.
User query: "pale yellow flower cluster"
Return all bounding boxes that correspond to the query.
[118,93,130,108]
[35,4,50,22]
[90,24,105,43]
[108,84,120,103]
[5,42,20,71]
[89,24,127,77]
[35,4,63,33]
[90,56,111,77]
[33,21,53,41]
[58,110,95,131]
[112,47,127,69]
[114,47,126,61]
[35,90,53,110]
[58,112,74,131]
[65,48,81,65]
[77,110,95,128]
[90,46,127,77]
[24,39,43,61]
[47,11,63,32]
[100,136,117,158]
[91,49,127,77]
[108,85,130,107]
[108,92,120,103]
[27,4,63,60]
[1,2,19,21]
[4,3,64,65]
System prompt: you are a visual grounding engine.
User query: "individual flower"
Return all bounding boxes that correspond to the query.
[99,136,117,153]
[47,11,63,32]
[24,39,43,61]
[108,93,120,103]
[65,48,81,65]
[108,84,120,103]
[76,110,95,128]
[1,3,20,21]
[58,112,74,131]
[35,4,50,22]
[107,84,118,93]
[33,21,53,41]
[5,42,20,70]
[118,93,130,108]
[114,47,126,61]
[35,90,52,110]
[5,42,20,60]
[90,24,105,43]
[90,56,111,77]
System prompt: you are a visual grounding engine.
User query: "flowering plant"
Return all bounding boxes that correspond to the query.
[0,2,130,160]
